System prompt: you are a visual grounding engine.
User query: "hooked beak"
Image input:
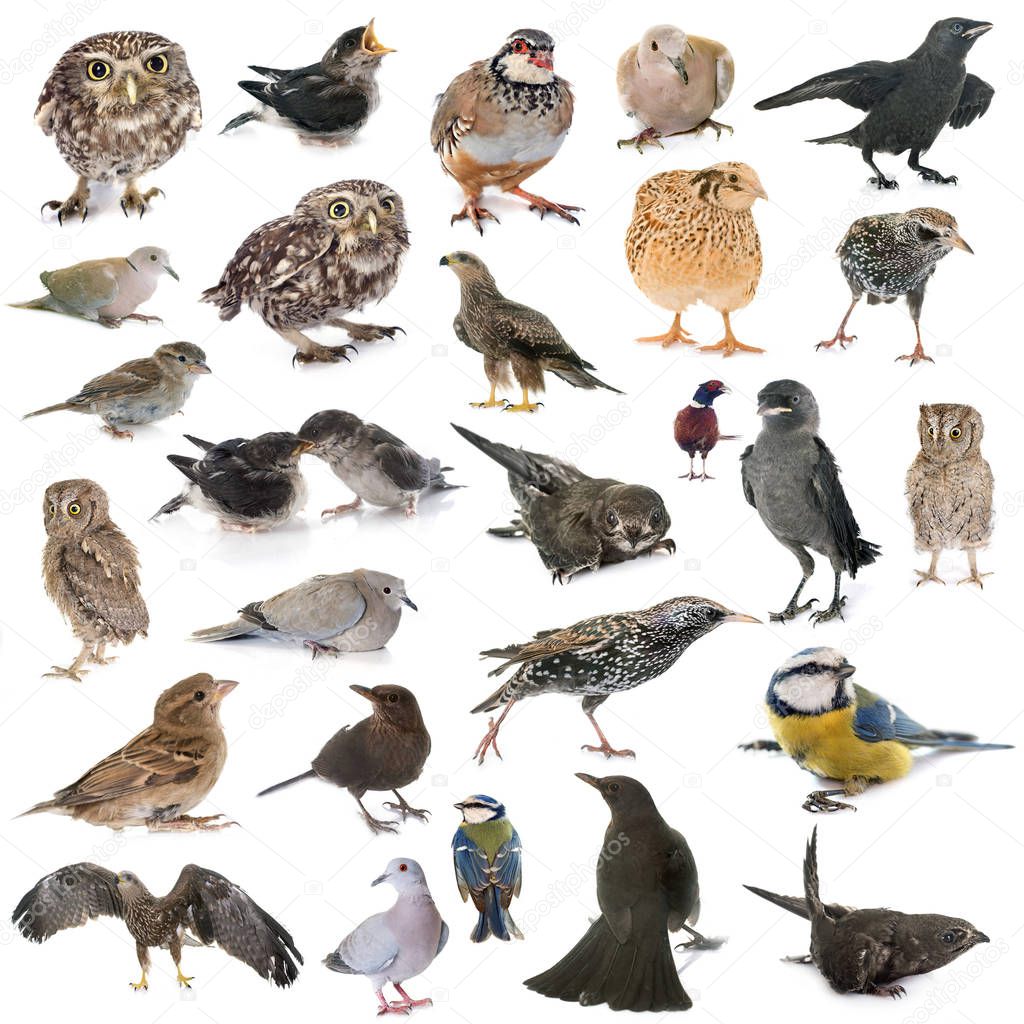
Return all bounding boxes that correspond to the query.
[210,679,239,702]
[371,871,389,887]
[350,684,379,703]
[363,209,378,235]
[529,51,554,71]
[721,611,762,624]
[361,19,395,56]
[292,440,315,457]
[668,55,688,85]
[757,401,791,416]
[943,230,974,254]
[163,263,180,281]
[439,254,452,267]
[575,772,600,788]
[400,594,418,611]
[188,360,212,375]
[961,22,993,39]
[124,73,138,105]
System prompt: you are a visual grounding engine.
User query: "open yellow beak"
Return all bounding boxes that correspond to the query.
[361,19,395,56]
[124,73,138,105]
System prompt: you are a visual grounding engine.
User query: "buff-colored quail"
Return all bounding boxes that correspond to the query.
[626,162,767,356]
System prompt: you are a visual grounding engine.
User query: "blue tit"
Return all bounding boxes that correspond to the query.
[747,647,1012,812]
[452,795,523,942]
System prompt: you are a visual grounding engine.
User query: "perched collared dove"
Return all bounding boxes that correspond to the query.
[10,246,178,327]
[324,858,448,1015]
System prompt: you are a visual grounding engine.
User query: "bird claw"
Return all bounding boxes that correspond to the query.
[871,985,907,999]
[120,186,164,219]
[304,640,340,659]
[914,570,945,587]
[649,538,676,556]
[383,801,430,823]
[895,349,934,367]
[101,425,135,441]
[292,343,358,366]
[44,664,88,682]
[617,127,664,153]
[473,717,504,765]
[364,815,400,835]
[809,597,846,626]
[957,571,993,589]
[803,791,857,814]
[451,203,500,235]
[42,195,89,225]
[868,175,899,190]
[580,742,636,760]
[769,599,818,623]
[502,401,543,413]
[917,169,957,185]
[816,332,857,351]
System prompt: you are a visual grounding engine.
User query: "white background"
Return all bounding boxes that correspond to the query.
[1,0,1021,1021]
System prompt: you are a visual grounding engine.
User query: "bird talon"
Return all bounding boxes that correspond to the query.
[581,742,636,760]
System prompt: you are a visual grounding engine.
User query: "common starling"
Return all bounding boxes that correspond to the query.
[452,423,673,582]
[673,379,739,481]
[258,684,431,835]
[741,380,880,624]
[13,862,302,990]
[471,596,759,762]
[745,827,990,998]
[754,19,994,189]
[524,774,720,1012]
[440,252,621,412]
[819,208,973,366]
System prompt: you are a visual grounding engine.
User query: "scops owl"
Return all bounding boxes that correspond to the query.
[626,162,767,356]
[36,31,201,222]
[42,479,149,681]
[201,180,410,365]
[906,404,993,588]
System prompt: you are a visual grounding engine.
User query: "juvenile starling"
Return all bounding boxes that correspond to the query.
[746,827,989,997]
[673,379,738,481]
[453,424,672,582]
[741,380,880,623]
[472,597,759,762]
[525,774,720,1012]
[440,252,621,411]
[754,19,994,189]
[258,684,431,835]
[13,862,302,989]
[819,209,973,366]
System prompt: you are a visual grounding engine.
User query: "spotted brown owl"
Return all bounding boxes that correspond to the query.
[36,30,201,222]
[906,403,993,588]
[201,180,410,365]
[42,479,149,681]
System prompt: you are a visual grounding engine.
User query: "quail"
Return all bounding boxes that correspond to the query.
[626,163,767,354]
[440,252,621,411]
[151,432,312,532]
[36,31,201,221]
[431,29,580,232]
[221,21,394,144]
[453,423,673,581]
[755,19,994,189]
[24,342,209,439]
[471,596,759,762]
[819,208,973,366]
[201,180,409,364]
[298,409,460,518]
[258,685,431,835]
[741,380,880,624]
[42,479,149,681]
[673,379,738,481]
[13,863,301,990]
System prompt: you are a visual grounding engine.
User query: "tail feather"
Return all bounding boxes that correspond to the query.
[258,769,316,797]
[548,364,624,394]
[151,491,187,520]
[743,885,810,919]
[807,129,856,146]
[248,64,288,81]
[910,732,1011,751]
[23,402,72,420]
[803,826,824,916]
[9,295,58,312]
[221,109,261,134]
[471,887,521,942]
[470,680,509,715]
[18,800,59,818]
[322,950,355,974]
[852,538,881,573]
[184,434,216,452]
[188,617,262,643]
[427,458,462,491]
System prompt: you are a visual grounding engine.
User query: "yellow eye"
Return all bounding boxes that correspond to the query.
[328,200,351,220]
[380,198,396,214]
[68,502,82,516]
[86,60,111,81]
[927,426,936,438]
[145,53,169,74]
[950,427,963,440]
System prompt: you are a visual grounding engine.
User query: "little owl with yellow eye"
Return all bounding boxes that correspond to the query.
[201,179,410,365]
[36,30,201,222]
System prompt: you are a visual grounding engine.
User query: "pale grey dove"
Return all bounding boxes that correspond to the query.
[10,246,178,327]
[188,569,417,656]
[324,858,448,1014]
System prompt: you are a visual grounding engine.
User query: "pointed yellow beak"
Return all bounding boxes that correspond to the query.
[124,73,138,105]
[364,209,378,234]
[361,19,395,56]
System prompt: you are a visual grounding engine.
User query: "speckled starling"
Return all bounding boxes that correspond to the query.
[471,597,759,762]
[819,208,973,365]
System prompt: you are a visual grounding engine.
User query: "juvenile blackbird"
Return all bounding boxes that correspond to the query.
[453,423,672,582]
[754,19,994,189]
[745,827,990,998]
[472,596,759,762]
[819,208,973,365]
[741,380,880,624]
[258,684,431,835]
[673,380,738,481]
[525,774,719,1012]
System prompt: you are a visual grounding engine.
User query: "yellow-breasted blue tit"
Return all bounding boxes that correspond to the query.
[745,647,1012,812]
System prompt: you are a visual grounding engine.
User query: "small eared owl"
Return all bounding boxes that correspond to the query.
[906,403,993,588]
[36,30,201,222]
[42,479,149,681]
[201,180,410,365]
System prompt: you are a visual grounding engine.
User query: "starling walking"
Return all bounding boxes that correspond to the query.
[673,380,738,481]
[472,597,759,762]
[819,208,973,366]
[754,19,993,189]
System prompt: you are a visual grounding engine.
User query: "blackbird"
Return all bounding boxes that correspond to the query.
[258,684,431,834]
[754,19,994,189]
[524,774,719,1012]
[745,827,989,998]
[673,380,738,481]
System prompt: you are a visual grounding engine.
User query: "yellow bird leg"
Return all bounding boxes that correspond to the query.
[176,965,194,988]
[503,387,543,414]
[635,311,695,347]
[469,384,507,409]
[129,972,149,991]
[699,311,765,356]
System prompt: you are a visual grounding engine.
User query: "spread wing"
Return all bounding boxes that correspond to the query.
[241,71,369,133]
[66,359,161,407]
[452,827,523,911]
[809,437,864,575]
[739,444,756,507]
[755,60,903,112]
[950,73,994,129]
[12,863,123,941]
[430,65,481,158]
[43,262,122,311]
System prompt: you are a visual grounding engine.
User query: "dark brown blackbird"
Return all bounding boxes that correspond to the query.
[471,597,759,762]
[257,684,431,834]
[745,827,989,998]
[525,774,721,1012]
[818,208,973,365]
[673,380,739,481]
[754,19,993,189]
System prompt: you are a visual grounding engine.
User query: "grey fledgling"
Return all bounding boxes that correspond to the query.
[23,342,209,439]
[453,423,673,582]
[189,569,416,656]
[151,432,312,531]
[324,858,448,1014]
[10,246,177,326]
[298,409,460,518]
[741,380,880,624]
[746,827,989,998]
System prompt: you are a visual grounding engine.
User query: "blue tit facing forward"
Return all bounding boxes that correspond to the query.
[746,647,1011,812]
[452,795,523,942]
